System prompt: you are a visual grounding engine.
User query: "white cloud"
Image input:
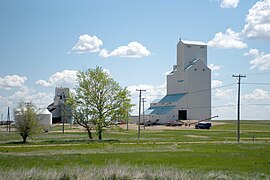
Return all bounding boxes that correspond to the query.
[208,64,221,71]
[0,86,54,117]
[213,89,233,99]
[244,48,259,56]
[102,68,111,75]
[36,70,77,88]
[243,0,270,40]
[211,80,234,100]
[208,28,247,49]
[211,80,222,88]
[243,89,270,100]
[220,0,239,8]
[245,48,270,70]
[128,83,166,115]
[9,87,53,107]
[72,34,103,53]
[99,41,151,58]
[0,75,27,90]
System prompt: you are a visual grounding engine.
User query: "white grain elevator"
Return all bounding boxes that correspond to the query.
[146,39,211,123]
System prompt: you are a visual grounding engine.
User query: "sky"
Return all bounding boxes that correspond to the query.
[0,0,270,120]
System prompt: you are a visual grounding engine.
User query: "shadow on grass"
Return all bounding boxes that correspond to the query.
[44,139,120,144]
[4,141,26,145]
[3,139,120,145]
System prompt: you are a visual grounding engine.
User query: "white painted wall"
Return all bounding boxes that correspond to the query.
[186,60,211,120]
[177,40,207,69]
[167,67,186,95]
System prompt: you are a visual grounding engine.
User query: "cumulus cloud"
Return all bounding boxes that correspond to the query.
[35,70,77,88]
[72,34,103,53]
[208,28,247,49]
[128,83,166,115]
[211,80,222,88]
[213,89,233,99]
[244,48,270,70]
[220,0,239,8]
[243,0,270,40]
[0,75,27,90]
[102,68,111,76]
[99,41,151,58]
[243,89,270,100]
[208,64,221,71]
[0,86,54,116]
[211,80,233,99]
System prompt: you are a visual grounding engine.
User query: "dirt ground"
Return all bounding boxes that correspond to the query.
[118,121,226,131]
[39,121,226,133]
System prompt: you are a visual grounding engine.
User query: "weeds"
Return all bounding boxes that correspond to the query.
[0,164,268,180]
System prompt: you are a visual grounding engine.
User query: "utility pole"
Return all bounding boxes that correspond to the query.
[61,92,66,134]
[232,74,246,143]
[62,105,65,134]
[126,111,129,131]
[142,98,146,130]
[136,89,146,139]
[7,107,10,133]
[1,114,3,130]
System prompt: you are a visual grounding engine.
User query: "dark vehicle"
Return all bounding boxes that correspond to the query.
[144,119,159,126]
[165,120,183,126]
[195,122,211,129]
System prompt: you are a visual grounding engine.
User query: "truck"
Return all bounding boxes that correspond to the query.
[195,122,212,130]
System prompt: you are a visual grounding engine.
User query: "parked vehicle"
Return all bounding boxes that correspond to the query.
[144,120,159,126]
[195,122,211,129]
[165,120,183,126]
[112,120,125,125]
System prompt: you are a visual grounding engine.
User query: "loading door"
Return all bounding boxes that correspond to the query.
[178,110,187,120]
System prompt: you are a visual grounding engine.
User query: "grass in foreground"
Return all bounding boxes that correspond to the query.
[0,120,269,179]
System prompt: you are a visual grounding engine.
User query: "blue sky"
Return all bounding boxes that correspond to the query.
[0,0,270,120]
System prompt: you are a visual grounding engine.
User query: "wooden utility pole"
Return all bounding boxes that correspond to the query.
[7,107,10,133]
[136,89,146,139]
[1,114,3,129]
[232,74,246,143]
[126,111,129,131]
[142,98,146,130]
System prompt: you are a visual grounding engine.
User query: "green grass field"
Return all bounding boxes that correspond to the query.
[0,120,269,179]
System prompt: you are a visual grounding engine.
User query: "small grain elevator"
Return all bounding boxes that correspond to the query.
[47,87,72,124]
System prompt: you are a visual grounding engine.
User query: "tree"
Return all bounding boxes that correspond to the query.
[14,102,40,143]
[66,93,94,139]
[67,67,132,140]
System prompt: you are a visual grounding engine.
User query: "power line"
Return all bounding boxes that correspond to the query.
[244,72,270,76]
[188,83,236,95]
[242,82,270,85]
[132,82,236,98]
[243,103,270,106]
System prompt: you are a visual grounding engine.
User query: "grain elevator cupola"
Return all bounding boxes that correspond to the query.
[145,39,211,123]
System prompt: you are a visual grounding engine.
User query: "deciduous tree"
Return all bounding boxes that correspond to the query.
[14,102,40,143]
[67,67,132,140]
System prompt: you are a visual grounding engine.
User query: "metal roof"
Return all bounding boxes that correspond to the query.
[159,93,186,103]
[151,99,161,103]
[181,40,206,46]
[145,105,176,115]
